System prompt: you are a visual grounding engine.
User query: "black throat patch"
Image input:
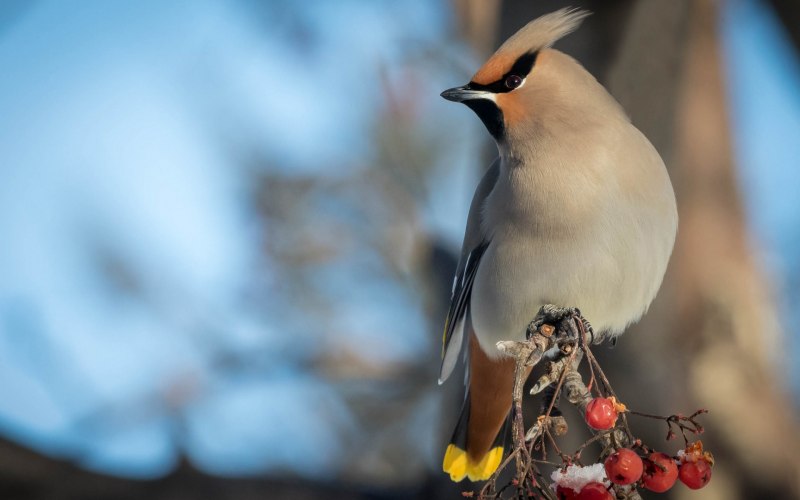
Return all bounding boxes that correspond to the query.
[463,99,504,140]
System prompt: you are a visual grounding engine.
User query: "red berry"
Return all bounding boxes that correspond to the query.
[585,398,618,430]
[576,482,613,500]
[604,448,643,485]
[642,452,678,493]
[679,460,712,489]
[556,485,577,499]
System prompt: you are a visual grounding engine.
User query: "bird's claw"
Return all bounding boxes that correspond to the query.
[496,340,544,367]
[527,304,593,347]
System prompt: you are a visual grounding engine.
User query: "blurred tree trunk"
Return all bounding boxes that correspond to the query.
[450,0,502,57]
[602,0,800,497]
[650,0,800,497]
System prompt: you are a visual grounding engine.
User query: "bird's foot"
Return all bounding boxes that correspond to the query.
[526,305,594,346]
[496,339,545,368]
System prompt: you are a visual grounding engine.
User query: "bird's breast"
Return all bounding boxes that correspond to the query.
[470,161,675,358]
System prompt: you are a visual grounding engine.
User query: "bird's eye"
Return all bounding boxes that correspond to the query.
[505,75,523,89]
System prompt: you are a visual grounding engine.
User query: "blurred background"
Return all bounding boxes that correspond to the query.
[0,0,798,499]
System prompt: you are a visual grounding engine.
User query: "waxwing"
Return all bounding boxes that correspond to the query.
[439,8,677,482]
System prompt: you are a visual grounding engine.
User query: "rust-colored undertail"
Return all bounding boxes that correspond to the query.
[443,332,521,482]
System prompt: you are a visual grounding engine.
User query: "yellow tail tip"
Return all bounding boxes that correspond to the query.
[443,444,468,482]
[443,445,504,482]
[467,446,504,481]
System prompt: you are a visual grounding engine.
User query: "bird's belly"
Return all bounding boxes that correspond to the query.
[470,227,666,358]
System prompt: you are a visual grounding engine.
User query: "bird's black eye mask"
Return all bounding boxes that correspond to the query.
[462,51,538,140]
[467,51,539,94]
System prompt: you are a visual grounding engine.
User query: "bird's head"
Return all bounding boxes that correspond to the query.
[442,8,606,150]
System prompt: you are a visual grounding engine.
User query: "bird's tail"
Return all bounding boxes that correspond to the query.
[443,394,511,482]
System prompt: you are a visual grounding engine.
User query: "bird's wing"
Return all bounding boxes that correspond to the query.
[439,158,500,384]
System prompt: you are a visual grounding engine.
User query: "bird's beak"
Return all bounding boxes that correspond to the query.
[441,85,495,103]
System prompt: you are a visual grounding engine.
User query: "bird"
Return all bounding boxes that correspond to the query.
[438,8,678,482]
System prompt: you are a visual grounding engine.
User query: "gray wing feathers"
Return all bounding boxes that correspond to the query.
[457,157,499,268]
[438,158,500,384]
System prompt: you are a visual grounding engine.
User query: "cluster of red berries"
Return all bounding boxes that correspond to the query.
[553,397,714,497]
[555,447,712,498]
[604,447,711,492]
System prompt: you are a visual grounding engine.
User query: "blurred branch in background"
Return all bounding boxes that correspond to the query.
[766,0,800,53]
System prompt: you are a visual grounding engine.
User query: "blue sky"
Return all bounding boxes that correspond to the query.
[0,0,797,480]
[0,0,458,478]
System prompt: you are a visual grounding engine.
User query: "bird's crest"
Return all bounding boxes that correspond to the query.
[472,8,590,85]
